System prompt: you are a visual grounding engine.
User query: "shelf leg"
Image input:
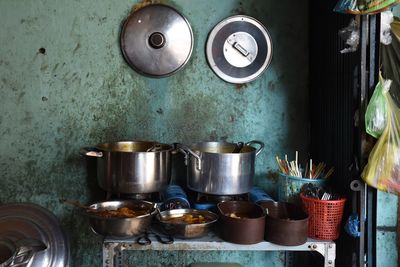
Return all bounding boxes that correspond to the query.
[308,242,336,267]
[103,242,124,267]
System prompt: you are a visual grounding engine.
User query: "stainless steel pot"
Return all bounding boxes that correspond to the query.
[86,200,157,237]
[80,141,173,194]
[179,140,264,195]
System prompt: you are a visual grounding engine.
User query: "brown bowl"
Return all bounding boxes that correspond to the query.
[260,201,308,246]
[217,201,265,244]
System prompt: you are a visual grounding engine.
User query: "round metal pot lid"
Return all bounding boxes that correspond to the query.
[0,203,69,267]
[120,4,194,77]
[206,15,273,84]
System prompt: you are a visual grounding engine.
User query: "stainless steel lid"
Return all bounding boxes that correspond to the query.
[206,15,273,84]
[0,203,69,267]
[120,4,194,77]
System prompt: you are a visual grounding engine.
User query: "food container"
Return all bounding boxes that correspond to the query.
[259,201,309,246]
[217,201,265,244]
[86,200,157,237]
[278,173,328,205]
[156,209,218,239]
[178,141,264,195]
[80,141,173,194]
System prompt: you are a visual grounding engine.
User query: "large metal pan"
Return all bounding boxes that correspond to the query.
[156,209,218,239]
[178,141,264,195]
[80,141,173,194]
[85,200,157,237]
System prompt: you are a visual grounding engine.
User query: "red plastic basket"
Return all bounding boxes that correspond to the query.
[300,193,346,240]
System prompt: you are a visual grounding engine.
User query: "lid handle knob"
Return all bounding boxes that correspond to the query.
[149,32,165,49]
[232,42,249,57]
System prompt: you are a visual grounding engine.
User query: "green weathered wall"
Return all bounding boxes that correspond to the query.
[0,0,309,266]
[374,8,399,267]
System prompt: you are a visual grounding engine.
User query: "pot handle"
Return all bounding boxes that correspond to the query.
[175,143,202,171]
[245,140,264,157]
[79,147,103,158]
[171,143,182,155]
[11,238,47,267]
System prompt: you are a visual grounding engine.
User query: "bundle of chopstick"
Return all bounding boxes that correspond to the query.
[275,151,301,177]
[275,152,334,179]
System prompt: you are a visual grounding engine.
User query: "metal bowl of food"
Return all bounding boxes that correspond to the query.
[85,200,157,237]
[156,209,218,239]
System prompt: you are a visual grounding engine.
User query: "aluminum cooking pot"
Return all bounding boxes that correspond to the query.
[178,140,264,195]
[80,141,173,194]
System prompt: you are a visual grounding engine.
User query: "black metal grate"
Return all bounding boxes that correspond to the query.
[309,1,362,266]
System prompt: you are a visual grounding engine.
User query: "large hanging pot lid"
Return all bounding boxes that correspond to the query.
[120,4,194,77]
[0,203,69,267]
[206,15,273,84]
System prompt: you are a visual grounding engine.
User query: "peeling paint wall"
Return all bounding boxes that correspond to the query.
[376,192,398,267]
[375,7,400,267]
[0,0,309,266]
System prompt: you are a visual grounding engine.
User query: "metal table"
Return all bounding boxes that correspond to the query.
[103,231,336,267]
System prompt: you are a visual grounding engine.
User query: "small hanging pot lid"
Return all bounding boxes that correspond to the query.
[120,4,194,77]
[206,15,273,84]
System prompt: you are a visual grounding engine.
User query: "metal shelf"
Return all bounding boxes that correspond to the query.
[103,231,336,267]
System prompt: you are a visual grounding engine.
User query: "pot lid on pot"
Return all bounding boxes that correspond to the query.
[206,15,273,84]
[120,4,194,77]
[0,203,69,267]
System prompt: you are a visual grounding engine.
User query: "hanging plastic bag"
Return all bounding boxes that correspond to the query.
[381,17,400,108]
[339,18,360,54]
[334,0,358,14]
[362,81,400,193]
[365,75,391,138]
[380,11,394,45]
[334,0,400,14]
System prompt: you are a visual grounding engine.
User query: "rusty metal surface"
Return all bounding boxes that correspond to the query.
[103,234,336,267]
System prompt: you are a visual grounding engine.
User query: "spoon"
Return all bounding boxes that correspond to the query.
[60,198,93,211]
[155,207,166,221]
[232,142,244,153]
[146,144,163,152]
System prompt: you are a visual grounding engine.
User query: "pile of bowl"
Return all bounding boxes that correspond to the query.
[216,200,309,246]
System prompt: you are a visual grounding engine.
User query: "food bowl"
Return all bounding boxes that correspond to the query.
[217,201,265,244]
[156,209,218,239]
[259,201,309,246]
[85,200,157,237]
